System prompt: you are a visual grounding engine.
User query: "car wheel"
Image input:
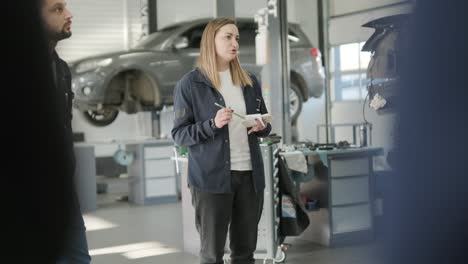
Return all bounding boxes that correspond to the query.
[83,109,119,127]
[289,83,303,123]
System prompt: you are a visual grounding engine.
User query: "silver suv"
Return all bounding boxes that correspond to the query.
[71,18,325,126]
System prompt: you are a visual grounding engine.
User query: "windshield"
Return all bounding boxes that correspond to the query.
[134,25,180,49]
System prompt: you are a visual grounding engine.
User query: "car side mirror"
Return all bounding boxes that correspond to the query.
[172,36,189,50]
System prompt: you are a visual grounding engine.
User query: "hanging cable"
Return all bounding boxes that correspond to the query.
[363,88,370,124]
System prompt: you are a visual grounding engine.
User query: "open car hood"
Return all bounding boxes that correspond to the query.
[361,14,410,52]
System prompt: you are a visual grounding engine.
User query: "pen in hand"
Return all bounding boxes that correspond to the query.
[214,102,245,119]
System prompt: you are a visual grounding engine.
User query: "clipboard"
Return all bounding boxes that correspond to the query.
[241,113,272,128]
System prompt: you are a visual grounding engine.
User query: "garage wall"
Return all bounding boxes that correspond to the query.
[294,0,319,46]
[63,0,324,145]
[331,103,397,170]
[71,110,152,142]
[329,1,412,45]
[54,0,151,145]
[330,0,407,16]
[156,0,324,143]
[157,0,214,29]
[296,95,327,143]
[59,0,309,62]
[56,0,147,62]
[157,0,300,29]
[129,0,149,47]
[235,0,270,19]
[292,0,325,143]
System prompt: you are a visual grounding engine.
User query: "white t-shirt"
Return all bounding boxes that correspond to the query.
[218,69,252,171]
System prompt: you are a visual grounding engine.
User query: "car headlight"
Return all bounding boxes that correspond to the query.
[75,58,113,74]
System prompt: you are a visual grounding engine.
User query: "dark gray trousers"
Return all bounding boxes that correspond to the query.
[191,171,264,264]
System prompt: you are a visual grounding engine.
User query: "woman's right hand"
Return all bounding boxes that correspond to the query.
[214,107,233,128]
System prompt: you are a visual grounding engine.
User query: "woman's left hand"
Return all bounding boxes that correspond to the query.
[248,118,267,135]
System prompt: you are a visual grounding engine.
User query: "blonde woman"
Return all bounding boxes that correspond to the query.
[172,17,271,264]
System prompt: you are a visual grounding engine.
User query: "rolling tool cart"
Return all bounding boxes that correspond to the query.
[255,139,297,264]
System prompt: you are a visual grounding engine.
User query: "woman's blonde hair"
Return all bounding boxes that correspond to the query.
[196,17,253,90]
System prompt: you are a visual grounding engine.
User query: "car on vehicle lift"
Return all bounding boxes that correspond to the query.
[70,17,325,126]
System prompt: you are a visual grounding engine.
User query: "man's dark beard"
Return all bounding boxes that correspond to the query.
[47,29,72,43]
[55,30,72,41]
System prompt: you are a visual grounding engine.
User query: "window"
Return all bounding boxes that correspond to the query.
[177,22,306,50]
[180,25,206,49]
[135,25,180,49]
[238,23,257,46]
[238,23,302,47]
[330,42,371,101]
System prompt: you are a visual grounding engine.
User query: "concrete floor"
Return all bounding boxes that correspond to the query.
[83,194,381,264]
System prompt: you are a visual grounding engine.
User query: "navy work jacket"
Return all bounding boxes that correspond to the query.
[171,68,272,193]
